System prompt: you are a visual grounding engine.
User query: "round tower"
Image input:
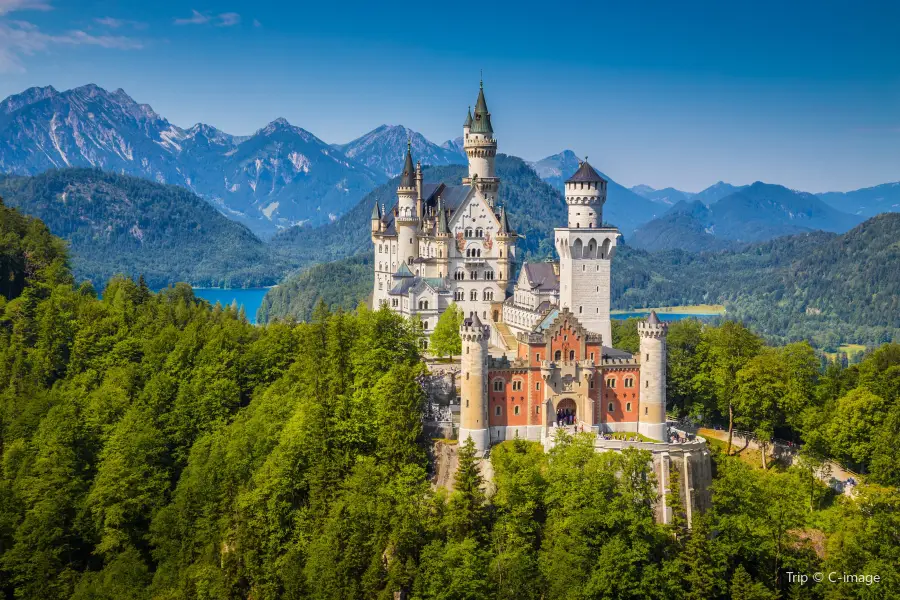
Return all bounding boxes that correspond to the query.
[495,205,516,291]
[464,80,499,205]
[638,311,668,441]
[396,141,419,264]
[564,159,607,229]
[459,312,489,454]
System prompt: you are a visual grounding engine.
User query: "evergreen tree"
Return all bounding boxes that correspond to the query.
[446,437,487,542]
[429,303,463,359]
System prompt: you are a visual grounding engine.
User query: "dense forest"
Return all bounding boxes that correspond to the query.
[0,192,898,600]
[0,169,287,289]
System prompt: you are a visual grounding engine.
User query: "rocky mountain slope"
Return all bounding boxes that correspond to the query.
[0,85,385,237]
[818,182,900,218]
[335,125,466,177]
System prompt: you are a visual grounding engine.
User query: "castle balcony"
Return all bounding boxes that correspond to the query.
[464,257,486,266]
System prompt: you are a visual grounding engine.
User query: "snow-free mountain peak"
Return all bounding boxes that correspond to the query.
[337,124,466,177]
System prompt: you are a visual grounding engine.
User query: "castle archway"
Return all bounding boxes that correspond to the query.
[555,398,577,424]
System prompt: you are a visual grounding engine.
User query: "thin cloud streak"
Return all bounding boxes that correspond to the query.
[174,10,241,27]
[0,0,51,16]
[0,19,142,73]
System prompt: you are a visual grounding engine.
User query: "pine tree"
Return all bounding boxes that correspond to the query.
[445,437,486,541]
[682,515,719,600]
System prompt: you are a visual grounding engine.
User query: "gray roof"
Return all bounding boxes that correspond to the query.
[463,107,473,128]
[647,310,661,325]
[523,262,559,292]
[399,145,415,188]
[566,160,606,184]
[602,346,633,359]
[498,205,513,235]
[470,83,493,134]
[371,202,381,220]
[394,262,414,278]
[379,181,472,237]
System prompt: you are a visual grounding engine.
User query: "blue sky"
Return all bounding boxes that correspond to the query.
[1,0,898,192]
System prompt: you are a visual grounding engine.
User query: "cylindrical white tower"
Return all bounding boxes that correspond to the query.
[564,160,607,229]
[464,81,499,206]
[638,311,668,441]
[396,142,419,265]
[459,312,489,454]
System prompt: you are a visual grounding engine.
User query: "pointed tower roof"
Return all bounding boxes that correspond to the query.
[470,80,493,134]
[399,140,415,188]
[395,262,414,278]
[497,205,513,235]
[463,106,473,128]
[647,310,661,325]
[437,197,450,235]
[470,311,483,328]
[371,201,382,220]
[565,159,606,184]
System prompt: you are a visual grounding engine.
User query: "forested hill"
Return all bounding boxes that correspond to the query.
[269,154,567,268]
[264,213,900,347]
[615,212,900,347]
[0,168,286,289]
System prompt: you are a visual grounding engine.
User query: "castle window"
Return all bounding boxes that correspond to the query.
[645,407,648,415]
[569,350,575,361]
[475,227,483,237]
[646,353,650,361]
[606,377,616,388]
[536,406,540,414]
[626,402,632,412]
[512,380,523,391]
[536,382,541,390]
[493,379,504,391]
[624,377,634,388]
[590,352,595,361]
[470,290,478,301]
[465,228,473,237]
[455,290,464,301]
[495,406,502,416]
[579,306,583,313]
[536,353,541,362]
[470,271,478,280]
[422,321,428,330]
[514,405,520,416]
[589,379,594,389]
[554,350,562,361]
[608,402,614,412]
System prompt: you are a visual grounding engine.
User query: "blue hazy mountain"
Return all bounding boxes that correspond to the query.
[630,184,696,206]
[0,84,385,238]
[692,181,746,205]
[527,150,664,237]
[818,182,900,218]
[631,182,865,251]
[335,124,467,177]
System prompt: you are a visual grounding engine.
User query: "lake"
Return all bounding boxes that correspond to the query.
[192,287,270,324]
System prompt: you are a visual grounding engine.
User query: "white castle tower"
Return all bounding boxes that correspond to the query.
[458,313,489,454]
[463,80,499,207]
[554,159,618,344]
[638,311,668,441]
[396,142,419,265]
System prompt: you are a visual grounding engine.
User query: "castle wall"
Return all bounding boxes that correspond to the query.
[600,366,641,431]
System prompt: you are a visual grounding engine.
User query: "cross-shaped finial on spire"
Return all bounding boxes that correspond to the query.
[407,138,411,151]
[584,155,589,163]
[480,69,483,88]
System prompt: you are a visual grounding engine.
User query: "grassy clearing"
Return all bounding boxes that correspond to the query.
[823,344,868,361]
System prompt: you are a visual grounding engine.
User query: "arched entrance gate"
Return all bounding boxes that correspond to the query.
[555,398,577,426]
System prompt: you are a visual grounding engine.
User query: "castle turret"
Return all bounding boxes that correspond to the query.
[495,205,516,291]
[565,159,607,229]
[435,196,451,278]
[554,159,618,344]
[459,312,489,454]
[464,80,499,206]
[370,201,382,233]
[397,141,419,264]
[638,311,668,441]
[415,160,424,218]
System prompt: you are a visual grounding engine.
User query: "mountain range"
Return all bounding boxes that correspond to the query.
[0,84,386,237]
[334,124,466,176]
[630,182,865,252]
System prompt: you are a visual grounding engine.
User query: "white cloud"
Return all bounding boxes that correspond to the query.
[218,12,240,27]
[174,9,210,25]
[174,9,242,27]
[252,18,262,28]
[0,19,142,73]
[94,16,147,30]
[0,0,51,16]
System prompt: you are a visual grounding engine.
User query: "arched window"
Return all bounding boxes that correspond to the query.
[422,321,428,330]
[455,290,464,301]
[493,379,504,392]
[514,405,520,415]
[495,406,502,416]
[624,377,634,388]
[569,350,575,361]
[475,227,483,237]
[626,402,632,412]
[608,402,614,412]
[554,350,562,361]
[470,290,478,301]
[477,249,482,257]
[465,228,473,237]
[606,377,616,388]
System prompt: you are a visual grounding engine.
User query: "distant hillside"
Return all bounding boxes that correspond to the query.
[0,84,385,237]
[818,182,900,218]
[631,182,864,251]
[527,150,663,236]
[335,125,466,177]
[693,181,746,205]
[630,185,695,206]
[0,169,284,289]
[617,213,900,346]
[269,154,567,269]
[258,253,374,323]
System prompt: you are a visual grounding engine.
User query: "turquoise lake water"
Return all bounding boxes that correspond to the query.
[191,288,270,324]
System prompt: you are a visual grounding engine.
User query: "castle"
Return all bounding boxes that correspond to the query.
[371,81,670,454]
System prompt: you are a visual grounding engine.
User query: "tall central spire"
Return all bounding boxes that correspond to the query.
[471,80,492,134]
[399,139,415,188]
